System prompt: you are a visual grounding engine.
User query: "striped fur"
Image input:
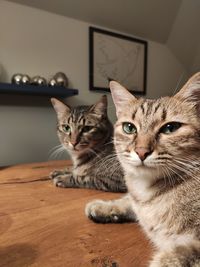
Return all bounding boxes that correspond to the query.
[86,73,200,266]
[50,95,127,193]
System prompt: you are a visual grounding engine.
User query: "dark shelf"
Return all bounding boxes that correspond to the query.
[0,83,78,97]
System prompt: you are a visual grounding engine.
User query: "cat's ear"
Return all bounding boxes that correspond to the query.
[175,72,200,101]
[109,81,137,117]
[89,95,107,116]
[51,98,70,118]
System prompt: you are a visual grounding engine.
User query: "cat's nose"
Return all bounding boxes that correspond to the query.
[135,147,152,161]
[70,140,78,147]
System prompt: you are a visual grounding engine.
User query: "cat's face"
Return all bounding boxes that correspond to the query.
[110,73,200,177]
[51,96,112,155]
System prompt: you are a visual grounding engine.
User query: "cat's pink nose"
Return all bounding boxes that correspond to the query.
[70,140,78,147]
[135,147,152,161]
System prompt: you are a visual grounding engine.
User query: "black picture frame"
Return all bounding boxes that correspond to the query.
[89,26,148,94]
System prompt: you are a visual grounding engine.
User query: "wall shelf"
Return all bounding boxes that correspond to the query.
[0,82,78,97]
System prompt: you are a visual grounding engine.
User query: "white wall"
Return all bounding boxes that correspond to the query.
[0,1,185,166]
[167,0,200,71]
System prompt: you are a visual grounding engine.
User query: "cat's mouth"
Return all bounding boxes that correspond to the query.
[123,156,159,169]
[68,143,90,152]
[134,161,155,168]
[75,145,88,151]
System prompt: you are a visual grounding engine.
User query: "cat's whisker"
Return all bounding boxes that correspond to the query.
[94,154,120,176]
[95,159,121,178]
[162,166,172,187]
[87,148,102,159]
[95,153,118,166]
[165,165,181,183]
[173,158,200,173]
[175,156,200,168]
[48,145,66,160]
[48,144,63,154]
[110,163,123,179]
[172,72,186,96]
[167,162,199,188]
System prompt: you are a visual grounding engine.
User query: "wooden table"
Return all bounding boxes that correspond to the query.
[0,160,152,267]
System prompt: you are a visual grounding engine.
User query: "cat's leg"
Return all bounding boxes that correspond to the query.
[85,194,137,223]
[50,170,127,192]
[50,171,109,189]
[149,241,200,267]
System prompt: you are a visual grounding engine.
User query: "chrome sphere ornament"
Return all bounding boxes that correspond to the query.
[31,76,47,85]
[48,78,57,87]
[31,76,40,85]
[21,74,31,84]
[11,73,23,84]
[53,72,68,87]
[37,77,47,85]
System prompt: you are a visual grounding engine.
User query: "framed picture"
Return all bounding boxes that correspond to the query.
[89,27,148,94]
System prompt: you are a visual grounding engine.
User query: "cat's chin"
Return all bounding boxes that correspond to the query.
[134,164,157,171]
[69,147,88,154]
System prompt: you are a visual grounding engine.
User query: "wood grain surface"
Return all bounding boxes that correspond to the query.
[0,160,152,267]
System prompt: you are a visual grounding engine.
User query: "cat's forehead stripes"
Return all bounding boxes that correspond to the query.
[67,106,89,124]
[131,98,169,131]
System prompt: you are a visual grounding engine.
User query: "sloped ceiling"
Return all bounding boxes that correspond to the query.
[167,0,200,73]
[4,0,200,71]
[5,0,182,43]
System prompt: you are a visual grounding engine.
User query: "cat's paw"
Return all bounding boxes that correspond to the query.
[49,170,64,179]
[52,175,69,187]
[85,199,129,224]
[50,171,72,188]
[49,169,71,179]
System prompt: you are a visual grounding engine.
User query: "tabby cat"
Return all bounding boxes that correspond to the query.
[50,95,126,192]
[86,73,200,266]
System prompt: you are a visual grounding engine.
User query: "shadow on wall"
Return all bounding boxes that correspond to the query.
[0,94,56,107]
[0,64,9,83]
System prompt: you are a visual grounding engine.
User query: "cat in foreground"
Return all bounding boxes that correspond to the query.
[50,95,127,193]
[86,73,200,266]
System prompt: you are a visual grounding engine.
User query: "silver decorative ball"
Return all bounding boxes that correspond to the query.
[53,72,68,87]
[12,73,23,84]
[21,74,31,84]
[37,77,47,85]
[31,76,40,85]
[48,78,57,87]
[31,76,47,86]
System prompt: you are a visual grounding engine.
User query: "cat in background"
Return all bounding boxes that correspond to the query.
[50,95,127,193]
[86,73,200,266]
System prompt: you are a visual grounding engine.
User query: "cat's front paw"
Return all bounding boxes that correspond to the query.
[50,170,64,179]
[50,170,73,188]
[52,174,70,187]
[49,168,71,179]
[85,200,127,224]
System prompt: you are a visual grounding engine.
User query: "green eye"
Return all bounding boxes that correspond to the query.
[62,125,71,133]
[159,122,182,134]
[122,122,137,134]
[82,126,93,132]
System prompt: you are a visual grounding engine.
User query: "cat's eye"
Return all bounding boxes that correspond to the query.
[62,125,71,133]
[159,122,182,134]
[82,126,93,133]
[122,122,137,134]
